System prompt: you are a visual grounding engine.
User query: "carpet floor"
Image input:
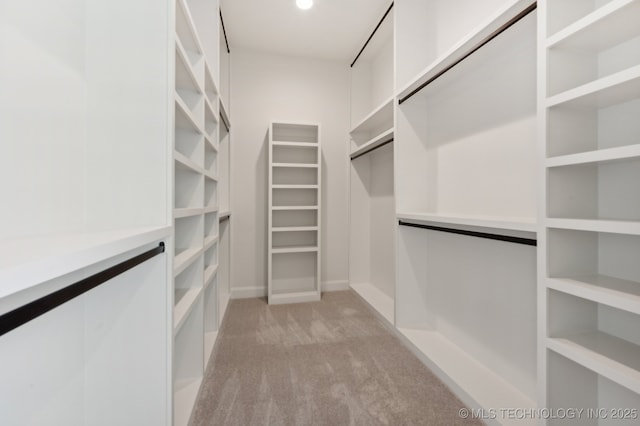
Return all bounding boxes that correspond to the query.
[189,290,482,426]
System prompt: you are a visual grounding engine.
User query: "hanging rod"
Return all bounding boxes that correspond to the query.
[350,2,394,68]
[220,9,230,54]
[351,138,393,160]
[399,221,536,246]
[398,1,536,105]
[0,242,165,337]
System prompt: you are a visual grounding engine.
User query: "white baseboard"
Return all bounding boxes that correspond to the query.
[231,281,349,299]
[230,285,266,299]
[322,280,349,292]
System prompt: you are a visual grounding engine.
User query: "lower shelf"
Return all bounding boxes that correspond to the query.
[350,283,394,326]
[269,290,320,305]
[397,327,536,426]
[204,331,218,364]
[174,377,202,426]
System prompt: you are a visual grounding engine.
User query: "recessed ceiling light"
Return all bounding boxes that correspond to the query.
[296,0,313,10]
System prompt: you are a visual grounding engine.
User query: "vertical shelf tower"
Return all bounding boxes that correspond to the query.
[268,122,322,305]
[539,0,640,417]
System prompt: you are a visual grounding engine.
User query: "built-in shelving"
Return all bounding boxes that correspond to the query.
[541,0,640,418]
[268,122,321,305]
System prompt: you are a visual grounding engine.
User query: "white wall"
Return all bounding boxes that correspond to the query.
[230,49,350,297]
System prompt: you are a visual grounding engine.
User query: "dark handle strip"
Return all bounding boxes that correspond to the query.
[351,2,394,68]
[351,138,394,160]
[398,2,537,105]
[399,220,536,246]
[220,9,230,54]
[0,242,165,337]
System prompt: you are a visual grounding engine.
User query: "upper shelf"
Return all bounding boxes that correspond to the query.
[350,128,393,159]
[0,227,171,315]
[397,212,537,233]
[175,0,204,57]
[546,0,640,51]
[350,97,393,136]
[397,0,535,102]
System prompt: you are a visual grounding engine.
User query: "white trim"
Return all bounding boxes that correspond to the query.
[230,285,267,299]
[322,280,349,292]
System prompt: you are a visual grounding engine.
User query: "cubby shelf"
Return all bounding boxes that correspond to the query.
[175,151,204,174]
[546,218,640,235]
[350,97,393,136]
[204,265,218,288]
[547,332,640,394]
[272,141,318,148]
[272,163,318,168]
[173,208,202,219]
[175,96,203,134]
[173,378,202,426]
[272,245,318,254]
[546,144,640,167]
[272,206,318,211]
[174,287,202,333]
[547,276,640,316]
[272,184,318,189]
[350,128,394,159]
[173,247,202,277]
[175,39,203,94]
[546,0,640,48]
[272,226,318,232]
[204,235,218,250]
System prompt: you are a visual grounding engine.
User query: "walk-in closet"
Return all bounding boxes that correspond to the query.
[2,0,639,425]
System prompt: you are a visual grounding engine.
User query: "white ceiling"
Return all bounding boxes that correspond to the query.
[220,0,393,63]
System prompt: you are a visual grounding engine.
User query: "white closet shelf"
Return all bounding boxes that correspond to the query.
[397,212,537,233]
[218,211,231,220]
[350,128,394,159]
[546,144,640,167]
[174,151,204,174]
[272,163,318,168]
[547,331,640,394]
[204,134,218,152]
[271,226,318,232]
[272,206,318,211]
[204,172,219,182]
[0,226,171,314]
[175,96,204,134]
[350,97,394,135]
[174,207,203,219]
[204,99,219,124]
[546,0,640,50]
[175,0,204,56]
[203,206,219,214]
[350,283,394,326]
[272,184,318,189]
[546,65,640,108]
[219,98,231,130]
[547,275,640,315]
[175,39,204,94]
[204,62,219,102]
[271,141,318,148]
[174,377,202,426]
[398,327,537,425]
[204,264,218,288]
[174,287,203,333]
[204,235,218,250]
[174,247,202,277]
[272,246,318,254]
[269,290,321,305]
[546,218,640,235]
[397,0,535,100]
[204,331,218,362]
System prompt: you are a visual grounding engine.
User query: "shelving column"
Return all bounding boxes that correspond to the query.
[268,122,322,305]
[540,0,640,417]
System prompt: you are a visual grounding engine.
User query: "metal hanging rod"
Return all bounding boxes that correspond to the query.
[350,138,393,160]
[0,242,165,337]
[350,2,394,68]
[399,221,536,246]
[220,9,230,54]
[398,1,537,105]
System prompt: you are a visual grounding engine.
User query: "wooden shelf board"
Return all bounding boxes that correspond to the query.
[546,144,640,167]
[547,275,640,315]
[545,218,640,235]
[350,283,394,326]
[272,246,318,254]
[271,226,318,233]
[397,327,536,425]
[269,290,321,305]
[547,331,640,394]
[350,128,394,159]
[546,65,640,109]
[173,287,202,334]
[547,0,640,51]
[397,212,537,233]
[174,247,202,277]
[272,206,318,211]
[272,163,318,168]
[350,97,394,135]
[173,377,202,426]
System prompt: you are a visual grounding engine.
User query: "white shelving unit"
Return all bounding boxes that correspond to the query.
[349,4,395,326]
[540,0,640,419]
[268,122,322,305]
[172,0,228,424]
[394,1,538,422]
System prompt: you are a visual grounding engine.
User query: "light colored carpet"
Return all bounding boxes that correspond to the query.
[189,290,481,426]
